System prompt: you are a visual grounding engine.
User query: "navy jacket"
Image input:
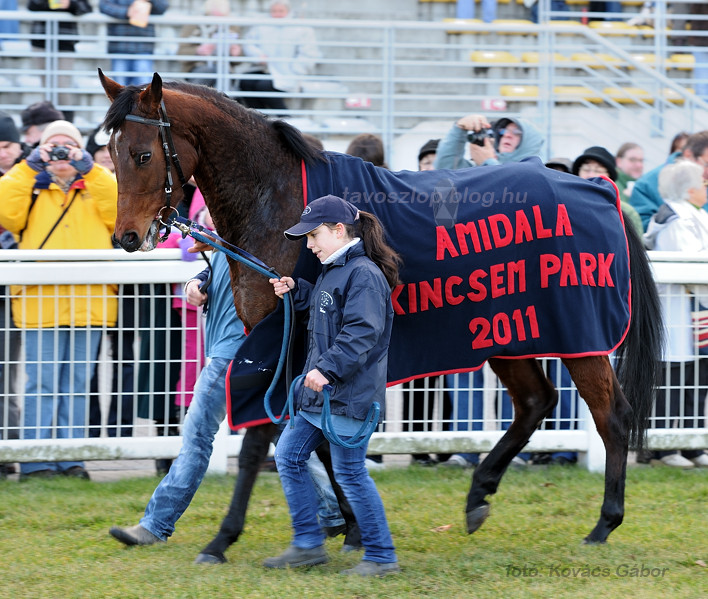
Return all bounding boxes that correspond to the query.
[292,242,393,421]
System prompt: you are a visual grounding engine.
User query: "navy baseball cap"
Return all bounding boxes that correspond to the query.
[284,194,359,240]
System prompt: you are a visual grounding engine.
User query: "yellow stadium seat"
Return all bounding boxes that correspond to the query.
[442,18,483,34]
[549,20,585,27]
[492,19,536,34]
[626,53,657,69]
[588,21,639,35]
[636,25,656,37]
[521,52,569,64]
[603,87,654,105]
[469,50,520,64]
[663,87,694,105]
[553,86,603,104]
[570,52,623,68]
[499,85,539,98]
[670,53,695,70]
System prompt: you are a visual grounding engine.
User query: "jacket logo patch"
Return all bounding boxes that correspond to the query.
[319,291,333,313]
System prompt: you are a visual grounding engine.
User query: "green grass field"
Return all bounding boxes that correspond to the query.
[1,464,706,599]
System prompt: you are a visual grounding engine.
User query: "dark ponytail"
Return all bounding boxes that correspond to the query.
[345,211,402,288]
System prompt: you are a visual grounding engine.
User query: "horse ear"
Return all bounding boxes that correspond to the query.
[137,72,163,116]
[98,68,123,103]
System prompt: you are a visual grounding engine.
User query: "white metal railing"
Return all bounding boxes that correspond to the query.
[0,250,706,473]
[0,5,706,168]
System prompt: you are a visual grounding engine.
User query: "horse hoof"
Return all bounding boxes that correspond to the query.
[194,552,227,565]
[466,504,490,534]
[582,537,607,546]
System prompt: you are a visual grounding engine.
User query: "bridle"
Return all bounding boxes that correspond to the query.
[124,99,189,241]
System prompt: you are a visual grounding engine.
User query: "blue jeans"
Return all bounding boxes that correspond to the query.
[307,451,345,529]
[457,0,496,23]
[140,357,229,540]
[544,361,578,461]
[21,328,101,474]
[275,413,396,563]
[110,57,154,87]
[694,50,708,102]
[445,370,484,464]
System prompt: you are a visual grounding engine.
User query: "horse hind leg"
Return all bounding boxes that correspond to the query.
[195,423,276,564]
[466,358,558,534]
[564,356,632,544]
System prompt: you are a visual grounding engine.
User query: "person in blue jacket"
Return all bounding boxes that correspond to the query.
[434,113,544,170]
[265,194,401,577]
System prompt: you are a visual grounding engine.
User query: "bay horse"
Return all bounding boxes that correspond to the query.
[98,71,663,561]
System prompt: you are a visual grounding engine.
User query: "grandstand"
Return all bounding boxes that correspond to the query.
[0,0,706,169]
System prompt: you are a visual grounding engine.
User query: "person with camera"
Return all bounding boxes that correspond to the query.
[0,120,118,481]
[434,113,544,171]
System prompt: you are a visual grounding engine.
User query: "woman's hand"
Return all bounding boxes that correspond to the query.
[303,368,328,393]
[270,276,294,298]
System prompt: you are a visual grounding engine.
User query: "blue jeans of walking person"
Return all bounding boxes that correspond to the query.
[445,370,484,465]
[21,328,101,474]
[139,356,229,540]
[306,450,345,529]
[275,413,396,564]
[110,57,154,87]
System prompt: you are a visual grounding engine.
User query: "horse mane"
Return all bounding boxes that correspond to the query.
[102,80,326,166]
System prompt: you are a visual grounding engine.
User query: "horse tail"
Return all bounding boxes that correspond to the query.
[614,219,664,452]
[271,119,327,165]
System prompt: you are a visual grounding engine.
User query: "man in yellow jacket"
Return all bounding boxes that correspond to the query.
[0,120,118,480]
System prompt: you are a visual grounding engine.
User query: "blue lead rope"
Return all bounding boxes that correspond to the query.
[167,216,292,425]
[290,374,380,449]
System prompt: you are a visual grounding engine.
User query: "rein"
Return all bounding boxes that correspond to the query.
[167,214,296,426]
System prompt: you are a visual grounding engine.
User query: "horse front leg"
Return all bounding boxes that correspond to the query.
[564,356,632,544]
[465,358,557,534]
[195,423,277,564]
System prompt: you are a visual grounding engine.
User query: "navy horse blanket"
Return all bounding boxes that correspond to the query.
[227,155,630,429]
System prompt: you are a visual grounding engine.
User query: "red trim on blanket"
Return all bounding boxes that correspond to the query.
[302,159,308,207]
[225,359,234,429]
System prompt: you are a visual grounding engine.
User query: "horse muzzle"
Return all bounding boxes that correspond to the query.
[115,220,161,252]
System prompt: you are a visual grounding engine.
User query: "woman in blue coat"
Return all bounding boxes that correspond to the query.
[266,194,402,577]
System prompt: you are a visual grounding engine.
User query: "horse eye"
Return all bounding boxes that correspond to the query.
[136,152,152,166]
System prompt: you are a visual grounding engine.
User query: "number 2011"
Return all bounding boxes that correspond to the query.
[469,306,540,349]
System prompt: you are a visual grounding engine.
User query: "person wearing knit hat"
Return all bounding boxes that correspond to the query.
[20,100,65,147]
[0,111,27,176]
[39,119,84,148]
[572,146,618,181]
[0,111,117,481]
[418,139,439,171]
[20,119,93,189]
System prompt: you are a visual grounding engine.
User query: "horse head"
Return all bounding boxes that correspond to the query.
[99,69,198,252]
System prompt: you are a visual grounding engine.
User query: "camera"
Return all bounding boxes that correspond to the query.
[466,129,495,147]
[49,146,71,161]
